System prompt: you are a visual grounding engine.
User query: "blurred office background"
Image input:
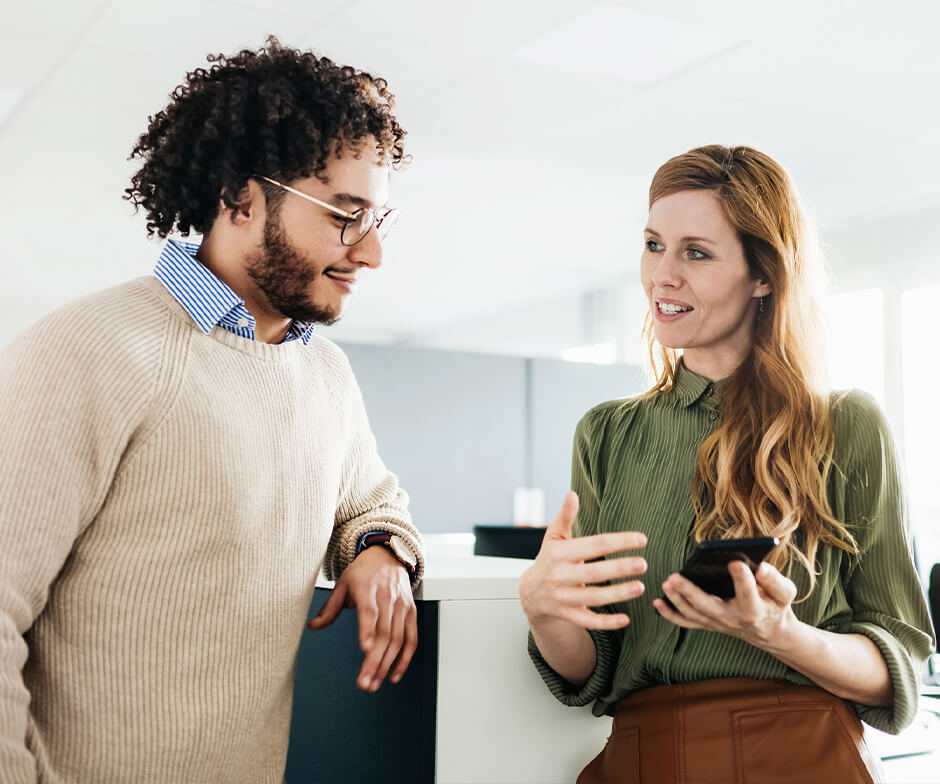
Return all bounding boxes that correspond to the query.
[1,0,939,579]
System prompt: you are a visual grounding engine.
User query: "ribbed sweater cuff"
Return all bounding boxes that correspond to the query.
[527,629,614,708]
[328,521,425,587]
[844,621,920,734]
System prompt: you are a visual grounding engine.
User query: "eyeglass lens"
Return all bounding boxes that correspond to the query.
[341,208,400,245]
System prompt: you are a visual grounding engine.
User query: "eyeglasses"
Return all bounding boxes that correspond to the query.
[253,174,399,246]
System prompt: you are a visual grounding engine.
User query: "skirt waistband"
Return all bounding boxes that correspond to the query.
[613,677,843,724]
[576,678,883,784]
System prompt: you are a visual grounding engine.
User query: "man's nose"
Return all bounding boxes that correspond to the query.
[348,224,383,269]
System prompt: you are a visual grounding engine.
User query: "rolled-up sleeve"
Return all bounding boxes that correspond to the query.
[829,392,936,733]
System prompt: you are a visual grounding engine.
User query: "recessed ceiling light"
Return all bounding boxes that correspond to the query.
[516,3,743,85]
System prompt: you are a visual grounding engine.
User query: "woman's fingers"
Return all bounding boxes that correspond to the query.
[661,574,724,623]
[569,555,648,585]
[557,580,646,608]
[753,561,798,605]
[563,607,633,630]
[521,520,649,631]
[556,531,647,563]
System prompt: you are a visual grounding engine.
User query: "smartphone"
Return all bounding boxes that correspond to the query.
[664,537,779,609]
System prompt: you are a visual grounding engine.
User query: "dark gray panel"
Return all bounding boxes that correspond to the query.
[286,589,438,783]
[530,359,646,519]
[337,342,527,532]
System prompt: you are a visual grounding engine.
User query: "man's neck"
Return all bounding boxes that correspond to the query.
[195,234,292,345]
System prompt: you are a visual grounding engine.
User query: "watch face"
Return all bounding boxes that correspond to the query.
[389,535,418,568]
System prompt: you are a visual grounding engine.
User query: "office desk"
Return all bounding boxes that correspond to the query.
[285,534,609,783]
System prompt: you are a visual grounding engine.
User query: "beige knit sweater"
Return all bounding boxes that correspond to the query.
[0,276,424,783]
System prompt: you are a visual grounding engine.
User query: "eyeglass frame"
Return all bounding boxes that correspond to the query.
[252,174,398,247]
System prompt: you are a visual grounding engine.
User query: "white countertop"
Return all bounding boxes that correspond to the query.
[317,532,534,601]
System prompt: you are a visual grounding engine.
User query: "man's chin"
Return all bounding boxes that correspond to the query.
[286,302,343,327]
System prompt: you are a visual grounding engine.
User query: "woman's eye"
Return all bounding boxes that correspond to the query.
[645,239,663,252]
[687,247,709,260]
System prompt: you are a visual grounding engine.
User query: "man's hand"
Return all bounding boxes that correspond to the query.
[307,546,417,691]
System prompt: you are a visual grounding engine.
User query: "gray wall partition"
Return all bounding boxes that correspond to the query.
[338,342,646,533]
[529,357,647,518]
[338,342,527,531]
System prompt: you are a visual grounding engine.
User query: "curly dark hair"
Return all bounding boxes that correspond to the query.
[125,36,407,238]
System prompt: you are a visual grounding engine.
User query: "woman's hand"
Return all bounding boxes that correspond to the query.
[653,560,798,649]
[519,491,649,631]
[653,559,895,706]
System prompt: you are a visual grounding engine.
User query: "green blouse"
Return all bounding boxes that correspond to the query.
[529,363,936,734]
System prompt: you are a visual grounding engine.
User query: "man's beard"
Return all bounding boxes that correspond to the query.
[245,214,340,326]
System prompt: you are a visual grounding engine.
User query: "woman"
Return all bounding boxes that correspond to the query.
[519,145,935,783]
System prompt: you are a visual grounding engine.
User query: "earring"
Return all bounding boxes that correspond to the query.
[759,296,765,314]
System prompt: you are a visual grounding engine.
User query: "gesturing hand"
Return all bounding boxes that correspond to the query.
[519,491,648,631]
[307,546,417,691]
[654,559,799,650]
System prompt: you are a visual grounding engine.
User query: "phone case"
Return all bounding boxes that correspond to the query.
[679,537,779,599]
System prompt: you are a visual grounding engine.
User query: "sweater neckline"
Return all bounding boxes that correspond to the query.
[142,276,309,362]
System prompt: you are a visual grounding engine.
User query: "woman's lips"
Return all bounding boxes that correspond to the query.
[654,299,694,322]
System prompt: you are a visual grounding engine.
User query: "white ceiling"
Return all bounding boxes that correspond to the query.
[1,0,938,354]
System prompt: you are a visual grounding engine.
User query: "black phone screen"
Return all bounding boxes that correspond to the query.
[678,537,779,599]
[662,537,778,611]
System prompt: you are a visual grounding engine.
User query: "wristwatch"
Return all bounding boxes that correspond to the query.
[358,532,418,579]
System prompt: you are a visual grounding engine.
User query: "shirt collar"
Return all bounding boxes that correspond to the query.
[672,360,721,411]
[154,239,314,345]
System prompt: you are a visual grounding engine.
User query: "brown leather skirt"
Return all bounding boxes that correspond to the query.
[577,678,884,784]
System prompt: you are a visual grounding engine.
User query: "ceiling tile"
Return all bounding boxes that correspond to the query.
[83,0,312,60]
[0,34,64,94]
[2,0,109,42]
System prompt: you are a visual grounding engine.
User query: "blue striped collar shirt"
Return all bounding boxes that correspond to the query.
[153,239,314,345]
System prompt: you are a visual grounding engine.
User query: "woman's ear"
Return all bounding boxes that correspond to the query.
[754,278,772,298]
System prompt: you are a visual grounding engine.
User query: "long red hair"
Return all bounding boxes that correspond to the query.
[645,145,856,594]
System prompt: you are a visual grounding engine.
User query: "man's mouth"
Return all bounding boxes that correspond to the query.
[325,270,357,285]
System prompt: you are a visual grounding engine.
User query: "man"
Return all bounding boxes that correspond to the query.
[0,38,423,783]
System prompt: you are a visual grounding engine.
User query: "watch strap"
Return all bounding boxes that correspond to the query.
[358,531,417,578]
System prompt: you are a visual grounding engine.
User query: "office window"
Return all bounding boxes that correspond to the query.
[824,288,885,407]
[902,285,940,578]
